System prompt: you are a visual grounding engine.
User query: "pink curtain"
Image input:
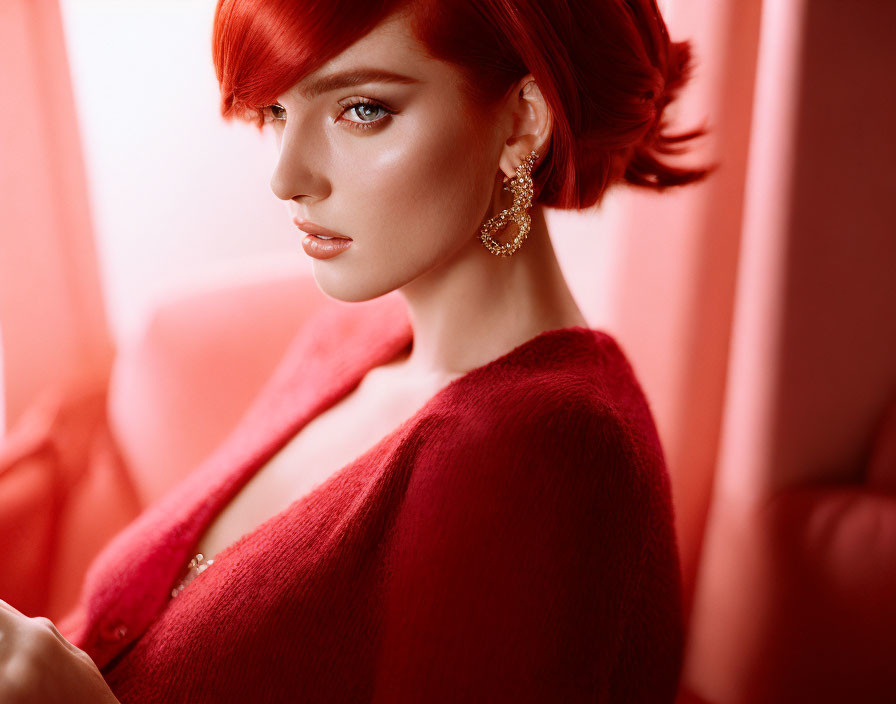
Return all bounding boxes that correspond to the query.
[675,1,896,701]
[0,0,113,425]
[2,0,895,701]
[0,0,126,620]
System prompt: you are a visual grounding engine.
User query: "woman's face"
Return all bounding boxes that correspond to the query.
[267,10,510,301]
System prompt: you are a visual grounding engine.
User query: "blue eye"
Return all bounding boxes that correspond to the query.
[340,100,393,130]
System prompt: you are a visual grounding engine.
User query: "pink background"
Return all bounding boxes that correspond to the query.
[2,1,895,701]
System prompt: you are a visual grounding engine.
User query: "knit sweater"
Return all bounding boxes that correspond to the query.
[58,291,684,703]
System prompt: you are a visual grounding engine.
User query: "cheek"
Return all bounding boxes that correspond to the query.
[335,107,496,255]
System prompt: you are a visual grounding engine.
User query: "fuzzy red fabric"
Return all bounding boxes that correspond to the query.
[59,291,684,702]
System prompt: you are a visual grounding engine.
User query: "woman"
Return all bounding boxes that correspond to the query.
[0,0,710,701]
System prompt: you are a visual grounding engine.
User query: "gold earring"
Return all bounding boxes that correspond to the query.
[479,149,539,257]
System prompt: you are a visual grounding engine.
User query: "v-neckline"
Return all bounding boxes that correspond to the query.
[175,305,600,591]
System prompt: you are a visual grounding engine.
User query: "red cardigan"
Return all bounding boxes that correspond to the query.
[59,291,684,702]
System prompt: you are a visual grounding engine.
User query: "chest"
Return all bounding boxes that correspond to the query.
[190,372,445,563]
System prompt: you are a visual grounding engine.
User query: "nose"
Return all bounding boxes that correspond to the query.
[268,124,328,202]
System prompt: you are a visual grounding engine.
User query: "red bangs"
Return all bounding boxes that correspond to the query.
[212,0,411,128]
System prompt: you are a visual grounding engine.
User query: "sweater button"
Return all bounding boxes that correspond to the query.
[99,619,129,642]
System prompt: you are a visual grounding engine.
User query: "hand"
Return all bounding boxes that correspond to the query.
[0,599,120,704]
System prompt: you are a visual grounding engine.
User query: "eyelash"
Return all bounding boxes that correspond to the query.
[261,99,394,131]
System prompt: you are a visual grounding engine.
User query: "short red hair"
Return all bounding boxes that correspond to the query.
[213,0,711,209]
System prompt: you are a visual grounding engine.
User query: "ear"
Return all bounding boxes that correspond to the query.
[497,75,553,181]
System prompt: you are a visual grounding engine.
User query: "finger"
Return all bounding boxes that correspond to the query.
[0,598,25,617]
[30,615,85,656]
[0,598,26,632]
[0,599,25,658]
[0,602,85,658]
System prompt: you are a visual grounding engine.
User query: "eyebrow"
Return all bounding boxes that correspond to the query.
[296,68,421,100]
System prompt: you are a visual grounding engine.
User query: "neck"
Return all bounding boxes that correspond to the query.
[393,205,588,381]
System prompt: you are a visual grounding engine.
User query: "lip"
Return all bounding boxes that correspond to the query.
[292,217,353,240]
[301,233,352,260]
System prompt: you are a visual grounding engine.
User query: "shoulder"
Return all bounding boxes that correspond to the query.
[413,326,667,488]
[406,371,665,539]
[399,327,680,574]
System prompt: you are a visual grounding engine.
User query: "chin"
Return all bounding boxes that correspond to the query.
[310,262,407,303]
